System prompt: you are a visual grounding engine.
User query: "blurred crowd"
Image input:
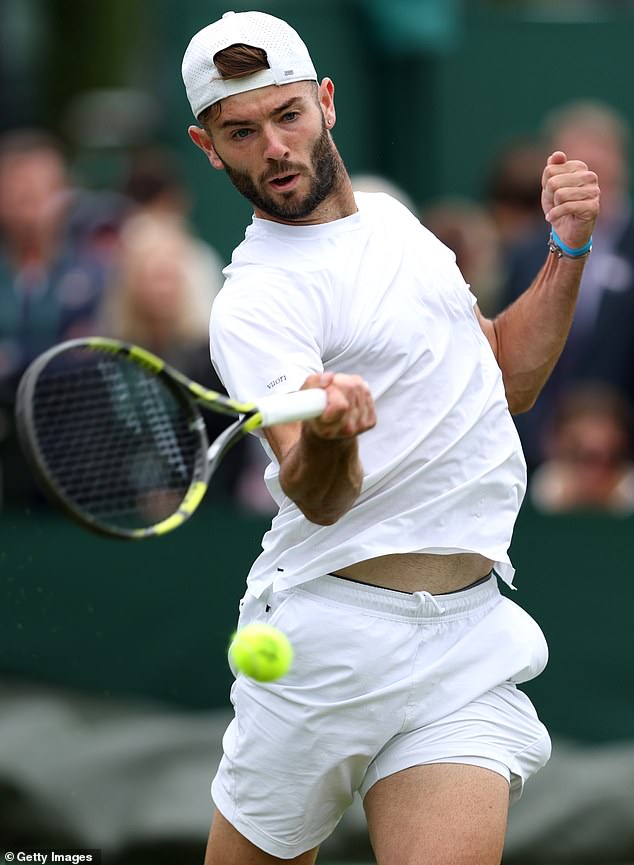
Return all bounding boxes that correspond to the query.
[0,131,251,510]
[2,96,634,518]
[421,97,634,517]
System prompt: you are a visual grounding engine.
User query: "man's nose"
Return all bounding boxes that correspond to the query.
[262,126,290,161]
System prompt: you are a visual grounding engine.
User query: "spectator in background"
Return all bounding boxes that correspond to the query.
[101,152,249,501]
[500,101,634,470]
[529,383,634,515]
[422,197,504,317]
[102,146,225,377]
[0,129,110,505]
[99,213,214,370]
[122,147,203,221]
[119,146,226,305]
[484,136,547,255]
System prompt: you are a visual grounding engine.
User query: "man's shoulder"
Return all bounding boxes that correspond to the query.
[212,259,327,330]
[355,190,417,222]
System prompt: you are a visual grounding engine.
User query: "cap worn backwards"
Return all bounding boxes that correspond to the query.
[181,10,318,119]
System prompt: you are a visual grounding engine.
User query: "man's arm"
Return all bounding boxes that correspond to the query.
[477,150,600,414]
[264,371,376,525]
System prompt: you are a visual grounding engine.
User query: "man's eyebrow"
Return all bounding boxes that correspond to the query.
[219,96,304,129]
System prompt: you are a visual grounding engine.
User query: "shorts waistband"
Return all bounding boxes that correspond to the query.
[295,572,501,621]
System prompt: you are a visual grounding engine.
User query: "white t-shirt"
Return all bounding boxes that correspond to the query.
[210,192,526,596]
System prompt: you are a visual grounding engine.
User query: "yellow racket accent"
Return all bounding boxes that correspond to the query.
[128,345,165,374]
[242,412,265,434]
[88,337,120,353]
[188,380,255,414]
[131,480,208,538]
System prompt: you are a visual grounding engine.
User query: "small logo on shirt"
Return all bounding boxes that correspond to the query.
[266,374,287,390]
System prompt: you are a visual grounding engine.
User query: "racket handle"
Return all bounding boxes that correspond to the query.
[256,388,328,427]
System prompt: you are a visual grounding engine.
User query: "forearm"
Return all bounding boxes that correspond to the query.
[279,425,364,525]
[492,251,586,414]
[483,149,599,414]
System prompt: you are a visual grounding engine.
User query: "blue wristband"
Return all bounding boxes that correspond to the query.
[549,228,593,258]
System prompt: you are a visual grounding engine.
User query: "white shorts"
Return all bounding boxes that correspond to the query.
[211,574,551,859]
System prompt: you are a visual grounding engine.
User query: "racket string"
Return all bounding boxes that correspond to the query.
[32,350,203,529]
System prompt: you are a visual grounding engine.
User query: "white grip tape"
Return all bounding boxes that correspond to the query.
[256,389,328,427]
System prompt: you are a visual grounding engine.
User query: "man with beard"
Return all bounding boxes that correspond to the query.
[182,11,599,865]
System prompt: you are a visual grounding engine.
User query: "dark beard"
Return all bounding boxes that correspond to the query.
[220,121,342,221]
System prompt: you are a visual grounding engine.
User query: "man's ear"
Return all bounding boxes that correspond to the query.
[188,126,224,171]
[318,78,336,130]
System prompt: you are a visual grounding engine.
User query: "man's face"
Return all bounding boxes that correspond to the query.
[0,148,67,241]
[201,82,341,223]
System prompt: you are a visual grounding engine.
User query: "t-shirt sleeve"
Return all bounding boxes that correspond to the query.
[210,270,325,402]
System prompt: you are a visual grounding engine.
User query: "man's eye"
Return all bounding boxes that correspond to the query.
[232,128,252,140]
[282,111,299,122]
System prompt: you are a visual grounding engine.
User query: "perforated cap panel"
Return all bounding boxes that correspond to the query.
[182,10,318,118]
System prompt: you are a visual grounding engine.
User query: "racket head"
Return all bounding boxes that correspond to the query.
[15,338,211,539]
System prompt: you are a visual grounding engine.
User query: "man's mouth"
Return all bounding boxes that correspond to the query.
[269,174,300,191]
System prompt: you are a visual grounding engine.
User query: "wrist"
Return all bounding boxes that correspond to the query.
[548,228,593,259]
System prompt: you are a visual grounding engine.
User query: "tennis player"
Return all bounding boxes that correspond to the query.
[182,11,599,865]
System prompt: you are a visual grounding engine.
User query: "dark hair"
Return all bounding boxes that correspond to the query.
[122,148,183,205]
[214,43,269,78]
[198,43,270,127]
[485,137,546,211]
[0,128,64,163]
[551,382,634,446]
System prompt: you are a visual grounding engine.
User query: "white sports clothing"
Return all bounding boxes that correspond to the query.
[210,192,527,596]
[211,574,551,859]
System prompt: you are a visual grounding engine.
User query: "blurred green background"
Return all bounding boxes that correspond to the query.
[2,499,634,744]
[3,1,634,862]
[3,0,634,263]
[3,0,634,731]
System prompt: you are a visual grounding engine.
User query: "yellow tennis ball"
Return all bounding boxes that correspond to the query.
[228,623,293,682]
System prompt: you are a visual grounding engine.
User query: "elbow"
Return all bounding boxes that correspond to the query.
[503,374,543,415]
[295,483,361,525]
[303,511,340,526]
[506,390,538,415]
[298,502,350,526]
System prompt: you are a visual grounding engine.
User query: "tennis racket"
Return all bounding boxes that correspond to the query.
[15,337,327,539]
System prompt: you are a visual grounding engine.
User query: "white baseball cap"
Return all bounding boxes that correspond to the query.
[182,10,318,119]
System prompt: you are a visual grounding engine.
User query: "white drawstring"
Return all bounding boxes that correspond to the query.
[413,590,446,615]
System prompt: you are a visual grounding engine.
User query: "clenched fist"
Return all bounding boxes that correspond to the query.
[542,150,600,250]
[302,371,376,440]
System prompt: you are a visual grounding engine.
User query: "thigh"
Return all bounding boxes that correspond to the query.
[363,763,510,865]
[204,810,319,865]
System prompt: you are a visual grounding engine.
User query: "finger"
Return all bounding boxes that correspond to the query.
[551,185,600,208]
[545,158,588,175]
[546,200,599,225]
[302,371,334,391]
[543,179,599,217]
[331,372,370,393]
[319,389,349,423]
[543,161,591,195]
[547,150,567,166]
[547,170,598,192]
[315,394,373,438]
[349,392,376,434]
[360,403,377,433]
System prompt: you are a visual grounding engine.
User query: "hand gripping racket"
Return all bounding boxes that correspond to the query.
[15,337,327,539]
